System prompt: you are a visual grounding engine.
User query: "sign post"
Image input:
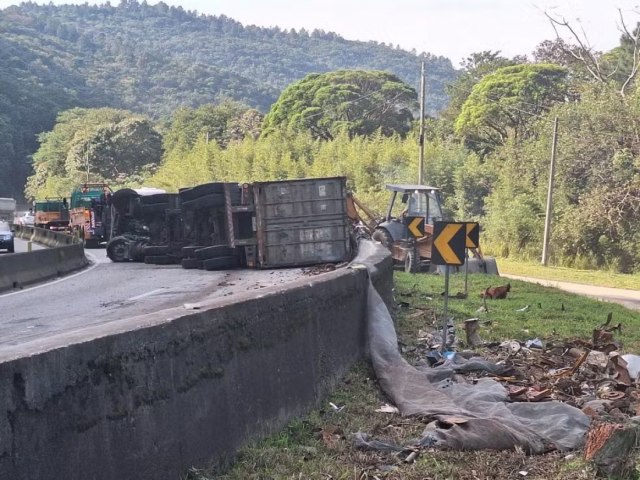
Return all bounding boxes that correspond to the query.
[464,222,480,297]
[431,222,466,350]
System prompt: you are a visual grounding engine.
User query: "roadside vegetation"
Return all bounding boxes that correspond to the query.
[186,272,640,479]
[498,258,640,291]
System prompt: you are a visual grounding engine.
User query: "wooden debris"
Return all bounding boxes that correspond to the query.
[584,421,640,478]
[464,318,482,348]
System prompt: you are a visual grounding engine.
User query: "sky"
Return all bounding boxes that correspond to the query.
[0,0,639,64]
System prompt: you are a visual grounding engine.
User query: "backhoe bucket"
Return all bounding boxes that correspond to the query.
[465,256,499,275]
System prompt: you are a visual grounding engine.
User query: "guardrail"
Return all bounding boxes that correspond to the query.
[0,226,87,293]
[13,224,80,247]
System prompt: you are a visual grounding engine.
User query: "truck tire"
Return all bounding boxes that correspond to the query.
[8,242,14,253]
[404,249,419,273]
[182,245,206,258]
[179,183,225,202]
[195,245,234,260]
[202,255,238,271]
[143,245,169,256]
[144,255,172,265]
[107,237,129,262]
[141,203,168,214]
[180,193,225,210]
[181,258,203,269]
[372,228,393,250]
[140,193,170,205]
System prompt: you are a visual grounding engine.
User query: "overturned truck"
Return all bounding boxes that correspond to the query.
[106,177,353,270]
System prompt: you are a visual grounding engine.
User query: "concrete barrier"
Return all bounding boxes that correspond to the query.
[0,226,87,293]
[14,225,80,247]
[0,244,89,292]
[0,240,392,480]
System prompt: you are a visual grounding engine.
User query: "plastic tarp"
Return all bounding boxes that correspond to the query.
[366,280,590,453]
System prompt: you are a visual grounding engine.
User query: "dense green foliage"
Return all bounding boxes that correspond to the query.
[26,108,161,199]
[262,70,417,139]
[0,0,456,199]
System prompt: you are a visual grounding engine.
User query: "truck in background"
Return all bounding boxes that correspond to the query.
[68,183,112,247]
[106,177,353,270]
[0,198,16,223]
[34,198,69,230]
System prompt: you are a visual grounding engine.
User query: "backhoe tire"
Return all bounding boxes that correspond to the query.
[404,249,419,273]
[372,228,393,251]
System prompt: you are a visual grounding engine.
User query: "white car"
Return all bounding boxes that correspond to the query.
[15,211,35,226]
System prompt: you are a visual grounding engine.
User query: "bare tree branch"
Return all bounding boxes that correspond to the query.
[618,8,640,96]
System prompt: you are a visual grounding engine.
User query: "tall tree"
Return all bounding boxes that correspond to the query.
[262,70,417,140]
[26,108,162,199]
[455,64,567,153]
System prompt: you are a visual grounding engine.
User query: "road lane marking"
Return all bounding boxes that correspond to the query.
[127,288,166,301]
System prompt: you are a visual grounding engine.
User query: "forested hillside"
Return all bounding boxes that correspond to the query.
[0,0,457,198]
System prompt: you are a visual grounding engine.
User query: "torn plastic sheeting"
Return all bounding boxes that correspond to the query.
[365,281,590,453]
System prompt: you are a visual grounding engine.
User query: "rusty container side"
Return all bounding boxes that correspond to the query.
[253,177,351,268]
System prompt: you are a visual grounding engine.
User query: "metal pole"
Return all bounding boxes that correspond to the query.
[418,61,426,184]
[541,117,559,266]
[464,248,469,297]
[442,265,450,351]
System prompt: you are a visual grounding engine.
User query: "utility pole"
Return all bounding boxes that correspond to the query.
[418,61,426,184]
[541,117,559,266]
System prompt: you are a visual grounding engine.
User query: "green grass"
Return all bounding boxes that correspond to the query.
[186,271,640,480]
[497,257,640,290]
[395,271,640,351]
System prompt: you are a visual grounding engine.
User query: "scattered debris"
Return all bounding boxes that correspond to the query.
[319,425,343,449]
[464,318,482,348]
[525,338,544,349]
[515,305,530,312]
[375,404,400,414]
[480,283,511,299]
[584,419,640,478]
[303,263,338,276]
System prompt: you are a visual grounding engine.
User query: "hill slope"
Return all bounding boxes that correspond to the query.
[0,1,457,198]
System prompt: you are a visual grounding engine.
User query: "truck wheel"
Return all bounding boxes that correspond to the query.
[181,193,225,210]
[144,255,172,265]
[372,228,393,250]
[8,242,14,253]
[202,255,239,271]
[182,245,206,258]
[179,183,225,202]
[143,245,169,256]
[195,245,234,260]
[181,258,203,269]
[106,238,128,262]
[404,250,419,273]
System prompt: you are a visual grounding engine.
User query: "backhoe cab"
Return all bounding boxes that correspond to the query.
[367,184,498,275]
[372,184,443,273]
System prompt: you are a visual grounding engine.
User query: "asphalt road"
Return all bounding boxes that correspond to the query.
[0,248,307,349]
[502,274,640,311]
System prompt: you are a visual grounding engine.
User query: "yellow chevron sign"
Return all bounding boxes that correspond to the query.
[432,222,466,266]
[407,216,425,238]
[466,222,480,248]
